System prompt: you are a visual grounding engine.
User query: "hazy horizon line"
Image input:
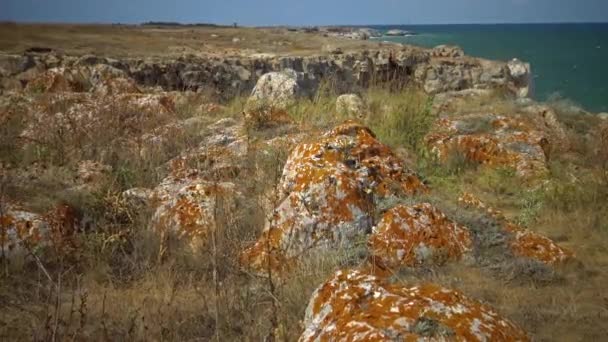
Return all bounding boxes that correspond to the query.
[2,19,608,27]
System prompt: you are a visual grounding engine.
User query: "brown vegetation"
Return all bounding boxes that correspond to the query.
[0,23,380,58]
[0,71,607,342]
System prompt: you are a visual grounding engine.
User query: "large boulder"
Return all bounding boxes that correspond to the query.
[249,70,298,101]
[300,269,529,341]
[244,69,302,128]
[368,203,472,268]
[241,121,427,273]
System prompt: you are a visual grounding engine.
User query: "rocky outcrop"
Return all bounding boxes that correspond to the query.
[426,89,571,178]
[301,269,529,341]
[240,121,426,273]
[431,45,465,58]
[0,46,533,100]
[368,203,472,268]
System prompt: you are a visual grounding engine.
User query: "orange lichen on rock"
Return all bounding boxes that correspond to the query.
[152,179,237,250]
[504,225,574,265]
[426,113,550,177]
[458,192,573,265]
[242,121,426,274]
[0,203,81,259]
[300,269,529,341]
[25,67,88,93]
[0,205,47,254]
[368,203,472,268]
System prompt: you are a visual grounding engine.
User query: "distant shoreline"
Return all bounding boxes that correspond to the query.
[1,20,608,27]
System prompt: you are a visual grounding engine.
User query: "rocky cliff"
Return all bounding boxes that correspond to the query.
[0,44,532,100]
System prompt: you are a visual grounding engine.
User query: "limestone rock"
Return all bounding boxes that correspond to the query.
[507,58,533,98]
[244,69,301,127]
[24,67,90,93]
[90,64,140,96]
[241,121,426,273]
[336,93,366,118]
[151,178,237,251]
[0,203,81,260]
[368,203,472,268]
[300,269,530,341]
[506,224,574,265]
[248,69,300,109]
[458,192,573,265]
[0,54,35,77]
[2,47,533,100]
[425,113,550,178]
[121,118,246,251]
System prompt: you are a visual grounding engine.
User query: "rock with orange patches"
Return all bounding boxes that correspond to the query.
[368,203,472,268]
[151,179,237,250]
[0,203,81,259]
[242,121,426,274]
[426,113,549,177]
[125,118,246,251]
[300,269,529,342]
[458,192,573,265]
[505,224,573,265]
[24,67,89,93]
[1,204,48,257]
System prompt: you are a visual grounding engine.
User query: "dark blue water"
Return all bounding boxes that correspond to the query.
[370,24,608,112]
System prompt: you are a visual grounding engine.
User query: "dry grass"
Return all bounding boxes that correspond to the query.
[0,23,380,58]
[1,81,608,341]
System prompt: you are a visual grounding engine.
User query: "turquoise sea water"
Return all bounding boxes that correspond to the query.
[371,24,608,113]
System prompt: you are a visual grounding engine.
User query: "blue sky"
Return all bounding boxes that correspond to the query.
[2,0,608,25]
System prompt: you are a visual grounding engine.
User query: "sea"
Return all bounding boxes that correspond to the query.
[370,24,608,113]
